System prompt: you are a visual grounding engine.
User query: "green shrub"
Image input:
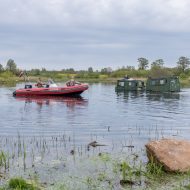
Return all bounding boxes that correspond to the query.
[180,73,188,79]
[0,71,14,79]
[99,74,108,79]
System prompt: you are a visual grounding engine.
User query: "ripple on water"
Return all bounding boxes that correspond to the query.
[0,84,190,150]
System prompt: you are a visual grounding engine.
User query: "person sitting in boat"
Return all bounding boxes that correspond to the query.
[36,78,44,88]
[66,77,81,86]
[124,75,129,80]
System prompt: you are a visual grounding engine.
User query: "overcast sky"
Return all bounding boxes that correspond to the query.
[0,0,190,70]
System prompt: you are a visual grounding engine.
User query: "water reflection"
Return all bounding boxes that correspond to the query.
[116,91,143,97]
[116,91,180,101]
[116,91,145,101]
[14,95,88,108]
[1,83,190,147]
[146,92,180,101]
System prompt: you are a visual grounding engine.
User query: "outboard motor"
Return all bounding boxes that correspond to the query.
[13,91,16,96]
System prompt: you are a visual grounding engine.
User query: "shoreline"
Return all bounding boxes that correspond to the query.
[0,76,189,87]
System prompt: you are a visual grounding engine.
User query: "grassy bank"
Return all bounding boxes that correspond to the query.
[1,75,190,88]
[180,78,190,87]
[0,69,190,89]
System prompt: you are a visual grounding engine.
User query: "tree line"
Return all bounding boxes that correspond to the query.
[0,59,17,74]
[137,56,190,73]
[0,56,190,80]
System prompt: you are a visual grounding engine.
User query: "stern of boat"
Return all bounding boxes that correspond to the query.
[13,91,16,96]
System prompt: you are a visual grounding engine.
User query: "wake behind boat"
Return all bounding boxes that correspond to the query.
[13,79,88,97]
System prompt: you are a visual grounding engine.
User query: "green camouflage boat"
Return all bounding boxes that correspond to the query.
[115,78,145,91]
[146,76,180,92]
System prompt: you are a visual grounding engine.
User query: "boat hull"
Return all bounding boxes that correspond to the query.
[13,84,88,97]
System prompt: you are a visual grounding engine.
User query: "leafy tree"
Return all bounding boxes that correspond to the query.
[138,57,149,70]
[6,59,17,73]
[126,66,135,70]
[150,67,172,78]
[101,68,111,74]
[65,68,75,74]
[151,59,164,68]
[105,67,112,73]
[41,68,46,72]
[177,56,190,72]
[101,68,107,74]
[88,67,93,73]
[0,64,4,72]
[30,69,41,76]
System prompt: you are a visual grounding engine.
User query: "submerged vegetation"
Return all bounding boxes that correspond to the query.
[0,177,41,190]
[0,133,189,189]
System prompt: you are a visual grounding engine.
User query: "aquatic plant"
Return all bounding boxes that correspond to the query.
[119,161,136,187]
[0,134,188,190]
[98,153,111,162]
[56,184,69,190]
[97,172,107,182]
[23,144,26,171]
[8,177,39,190]
[146,156,164,177]
[120,161,131,181]
[184,184,190,190]
[0,151,7,171]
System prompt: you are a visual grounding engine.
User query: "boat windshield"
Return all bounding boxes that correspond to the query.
[48,79,55,84]
[48,79,58,87]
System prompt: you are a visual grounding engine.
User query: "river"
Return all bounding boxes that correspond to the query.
[0,83,190,151]
[0,83,190,189]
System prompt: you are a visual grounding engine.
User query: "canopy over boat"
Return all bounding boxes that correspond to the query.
[13,80,88,97]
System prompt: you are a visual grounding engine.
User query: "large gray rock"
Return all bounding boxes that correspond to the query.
[146,139,190,172]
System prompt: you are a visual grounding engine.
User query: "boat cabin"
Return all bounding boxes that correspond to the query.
[115,79,145,91]
[146,76,180,92]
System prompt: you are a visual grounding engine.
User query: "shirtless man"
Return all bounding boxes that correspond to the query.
[36,78,44,88]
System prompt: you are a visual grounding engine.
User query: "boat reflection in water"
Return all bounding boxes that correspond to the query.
[116,91,145,101]
[15,95,88,108]
[146,92,180,101]
[116,91,180,102]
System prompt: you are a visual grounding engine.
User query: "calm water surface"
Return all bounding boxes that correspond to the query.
[0,83,190,150]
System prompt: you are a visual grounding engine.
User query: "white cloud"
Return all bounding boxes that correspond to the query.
[0,0,190,31]
[0,0,190,69]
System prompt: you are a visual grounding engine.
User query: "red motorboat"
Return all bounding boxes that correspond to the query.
[13,80,88,97]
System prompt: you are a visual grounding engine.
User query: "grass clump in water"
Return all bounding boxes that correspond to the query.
[0,177,41,190]
[146,156,164,177]
[0,151,7,171]
[9,178,31,190]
